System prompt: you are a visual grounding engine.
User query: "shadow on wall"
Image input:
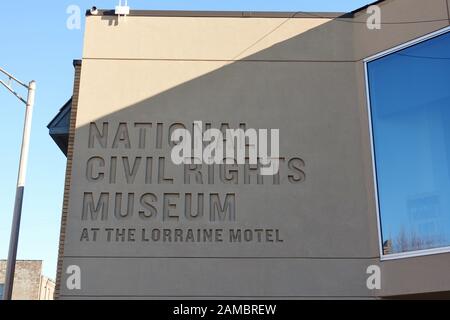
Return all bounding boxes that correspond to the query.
[69,12,376,257]
[61,0,450,258]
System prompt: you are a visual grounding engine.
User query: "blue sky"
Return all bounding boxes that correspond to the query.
[0,0,372,279]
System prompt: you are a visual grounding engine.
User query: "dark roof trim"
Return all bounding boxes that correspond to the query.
[48,98,72,156]
[47,98,72,130]
[350,0,387,15]
[85,1,389,19]
[86,9,344,19]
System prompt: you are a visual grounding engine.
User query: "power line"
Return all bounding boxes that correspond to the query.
[232,11,298,60]
[298,11,449,25]
[84,52,450,63]
[231,10,450,60]
[84,56,359,62]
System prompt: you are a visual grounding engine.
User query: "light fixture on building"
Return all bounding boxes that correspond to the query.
[115,0,130,19]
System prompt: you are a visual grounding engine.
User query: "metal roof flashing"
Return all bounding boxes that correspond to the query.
[85,9,345,19]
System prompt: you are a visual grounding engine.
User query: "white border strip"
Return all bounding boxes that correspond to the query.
[364,25,450,261]
[381,245,450,261]
[365,25,450,63]
[364,62,385,260]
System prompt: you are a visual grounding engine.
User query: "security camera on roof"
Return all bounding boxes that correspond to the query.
[90,6,98,15]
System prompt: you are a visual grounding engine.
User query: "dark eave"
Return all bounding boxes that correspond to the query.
[47,98,71,156]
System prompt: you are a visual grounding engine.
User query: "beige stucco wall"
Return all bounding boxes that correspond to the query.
[57,0,450,299]
[77,16,334,126]
[83,16,331,61]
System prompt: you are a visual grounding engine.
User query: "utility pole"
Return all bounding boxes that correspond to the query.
[0,67,36,300]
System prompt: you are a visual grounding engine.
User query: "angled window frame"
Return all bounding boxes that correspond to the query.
[364,25,450,261]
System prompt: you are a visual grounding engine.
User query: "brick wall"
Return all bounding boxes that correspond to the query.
[0,260,43,300]
[54,60,82,299]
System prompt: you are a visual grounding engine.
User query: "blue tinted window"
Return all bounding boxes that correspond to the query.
[367,30,450,255]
